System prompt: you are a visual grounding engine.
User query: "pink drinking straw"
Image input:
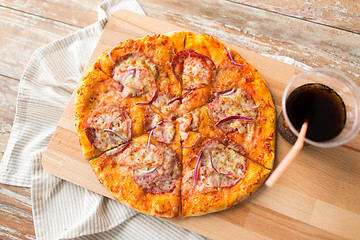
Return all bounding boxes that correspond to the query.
[266,120,308,187]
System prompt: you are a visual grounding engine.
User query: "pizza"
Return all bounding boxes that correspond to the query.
[75,31,275,218]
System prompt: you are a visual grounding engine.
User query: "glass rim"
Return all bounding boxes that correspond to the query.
[281,67,360,148]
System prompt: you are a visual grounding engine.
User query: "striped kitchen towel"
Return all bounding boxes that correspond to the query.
[0,0,207,239]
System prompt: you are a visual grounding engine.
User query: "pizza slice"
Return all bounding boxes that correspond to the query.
[75,64,133,159]
[212,46,276,169]
[180,131,270,217]
[208,84,275,169]
[89,128,182,218]
[165,31,230,116]
[177,86,275,170]
[174,39,275,169]
[75,67,158,160]
[76,36,178,158]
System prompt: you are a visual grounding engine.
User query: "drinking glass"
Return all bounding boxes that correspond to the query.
[281,67,360,148]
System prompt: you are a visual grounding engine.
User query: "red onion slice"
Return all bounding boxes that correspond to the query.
[193,151,203,187]
[120,68,136,84]
[216,116,254,126]
[250,104,261,109]
[102,129,127,143]
[146,129,153,152]
[209,152,232,176]
[136,90,157,106]
[104,113,126,143]
[167,97,181,105]
[180,89,194,104]
[171,49,216,84]
[107,113,121,129]
[113,68,136,92]
[108,45,117,64]
[137,166,158,174]
[182,89,193,98]
[224,47,245,67]
[181,134,200,148]
[219,88,236,97]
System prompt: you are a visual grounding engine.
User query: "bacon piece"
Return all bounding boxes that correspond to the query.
[179,87,211,115]
[177,113,193,132]
[152,94,181,120]
[177,110,201,132]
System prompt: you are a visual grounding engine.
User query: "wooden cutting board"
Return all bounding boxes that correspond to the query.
[42,10,360,240]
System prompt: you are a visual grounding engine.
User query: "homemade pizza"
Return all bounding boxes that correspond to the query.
[75,31,275,218]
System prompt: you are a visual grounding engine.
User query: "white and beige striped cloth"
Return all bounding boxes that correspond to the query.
[0,0,207,239]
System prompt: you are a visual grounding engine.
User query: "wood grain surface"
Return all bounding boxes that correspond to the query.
[1,1,359,239]
[42,10,360,240]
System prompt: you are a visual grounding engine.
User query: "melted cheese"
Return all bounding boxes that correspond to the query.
[182,57,212,89]
[145,109,162,131]
[92,112,113,128]
[91,112,128,151]
[93,130,114,151]
[152,94,180,118]
[122,75,142,97]
[128,145,160,165]
[189,141,247,194]
[115,143,163,167]
[209,146,246,177]
[131,143,181,194]
[112,55,157,98]
[223,88,257,119]
[208,88,258,134]
[152,121,175,144]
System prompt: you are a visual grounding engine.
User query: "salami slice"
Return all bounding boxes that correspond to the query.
[132,144,181,194]
[208,88,257,133]
[84,105,131,152]
[112,53,158,103]
[192,140,247,194]
[144,107,163,132]
[112,141,181,194]
[151,121,176,144]
[114,142,163,167]
[152,94,181,119]
[171,49,216,89]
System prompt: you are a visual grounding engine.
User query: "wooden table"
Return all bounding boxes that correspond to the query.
[1,1,359,239]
